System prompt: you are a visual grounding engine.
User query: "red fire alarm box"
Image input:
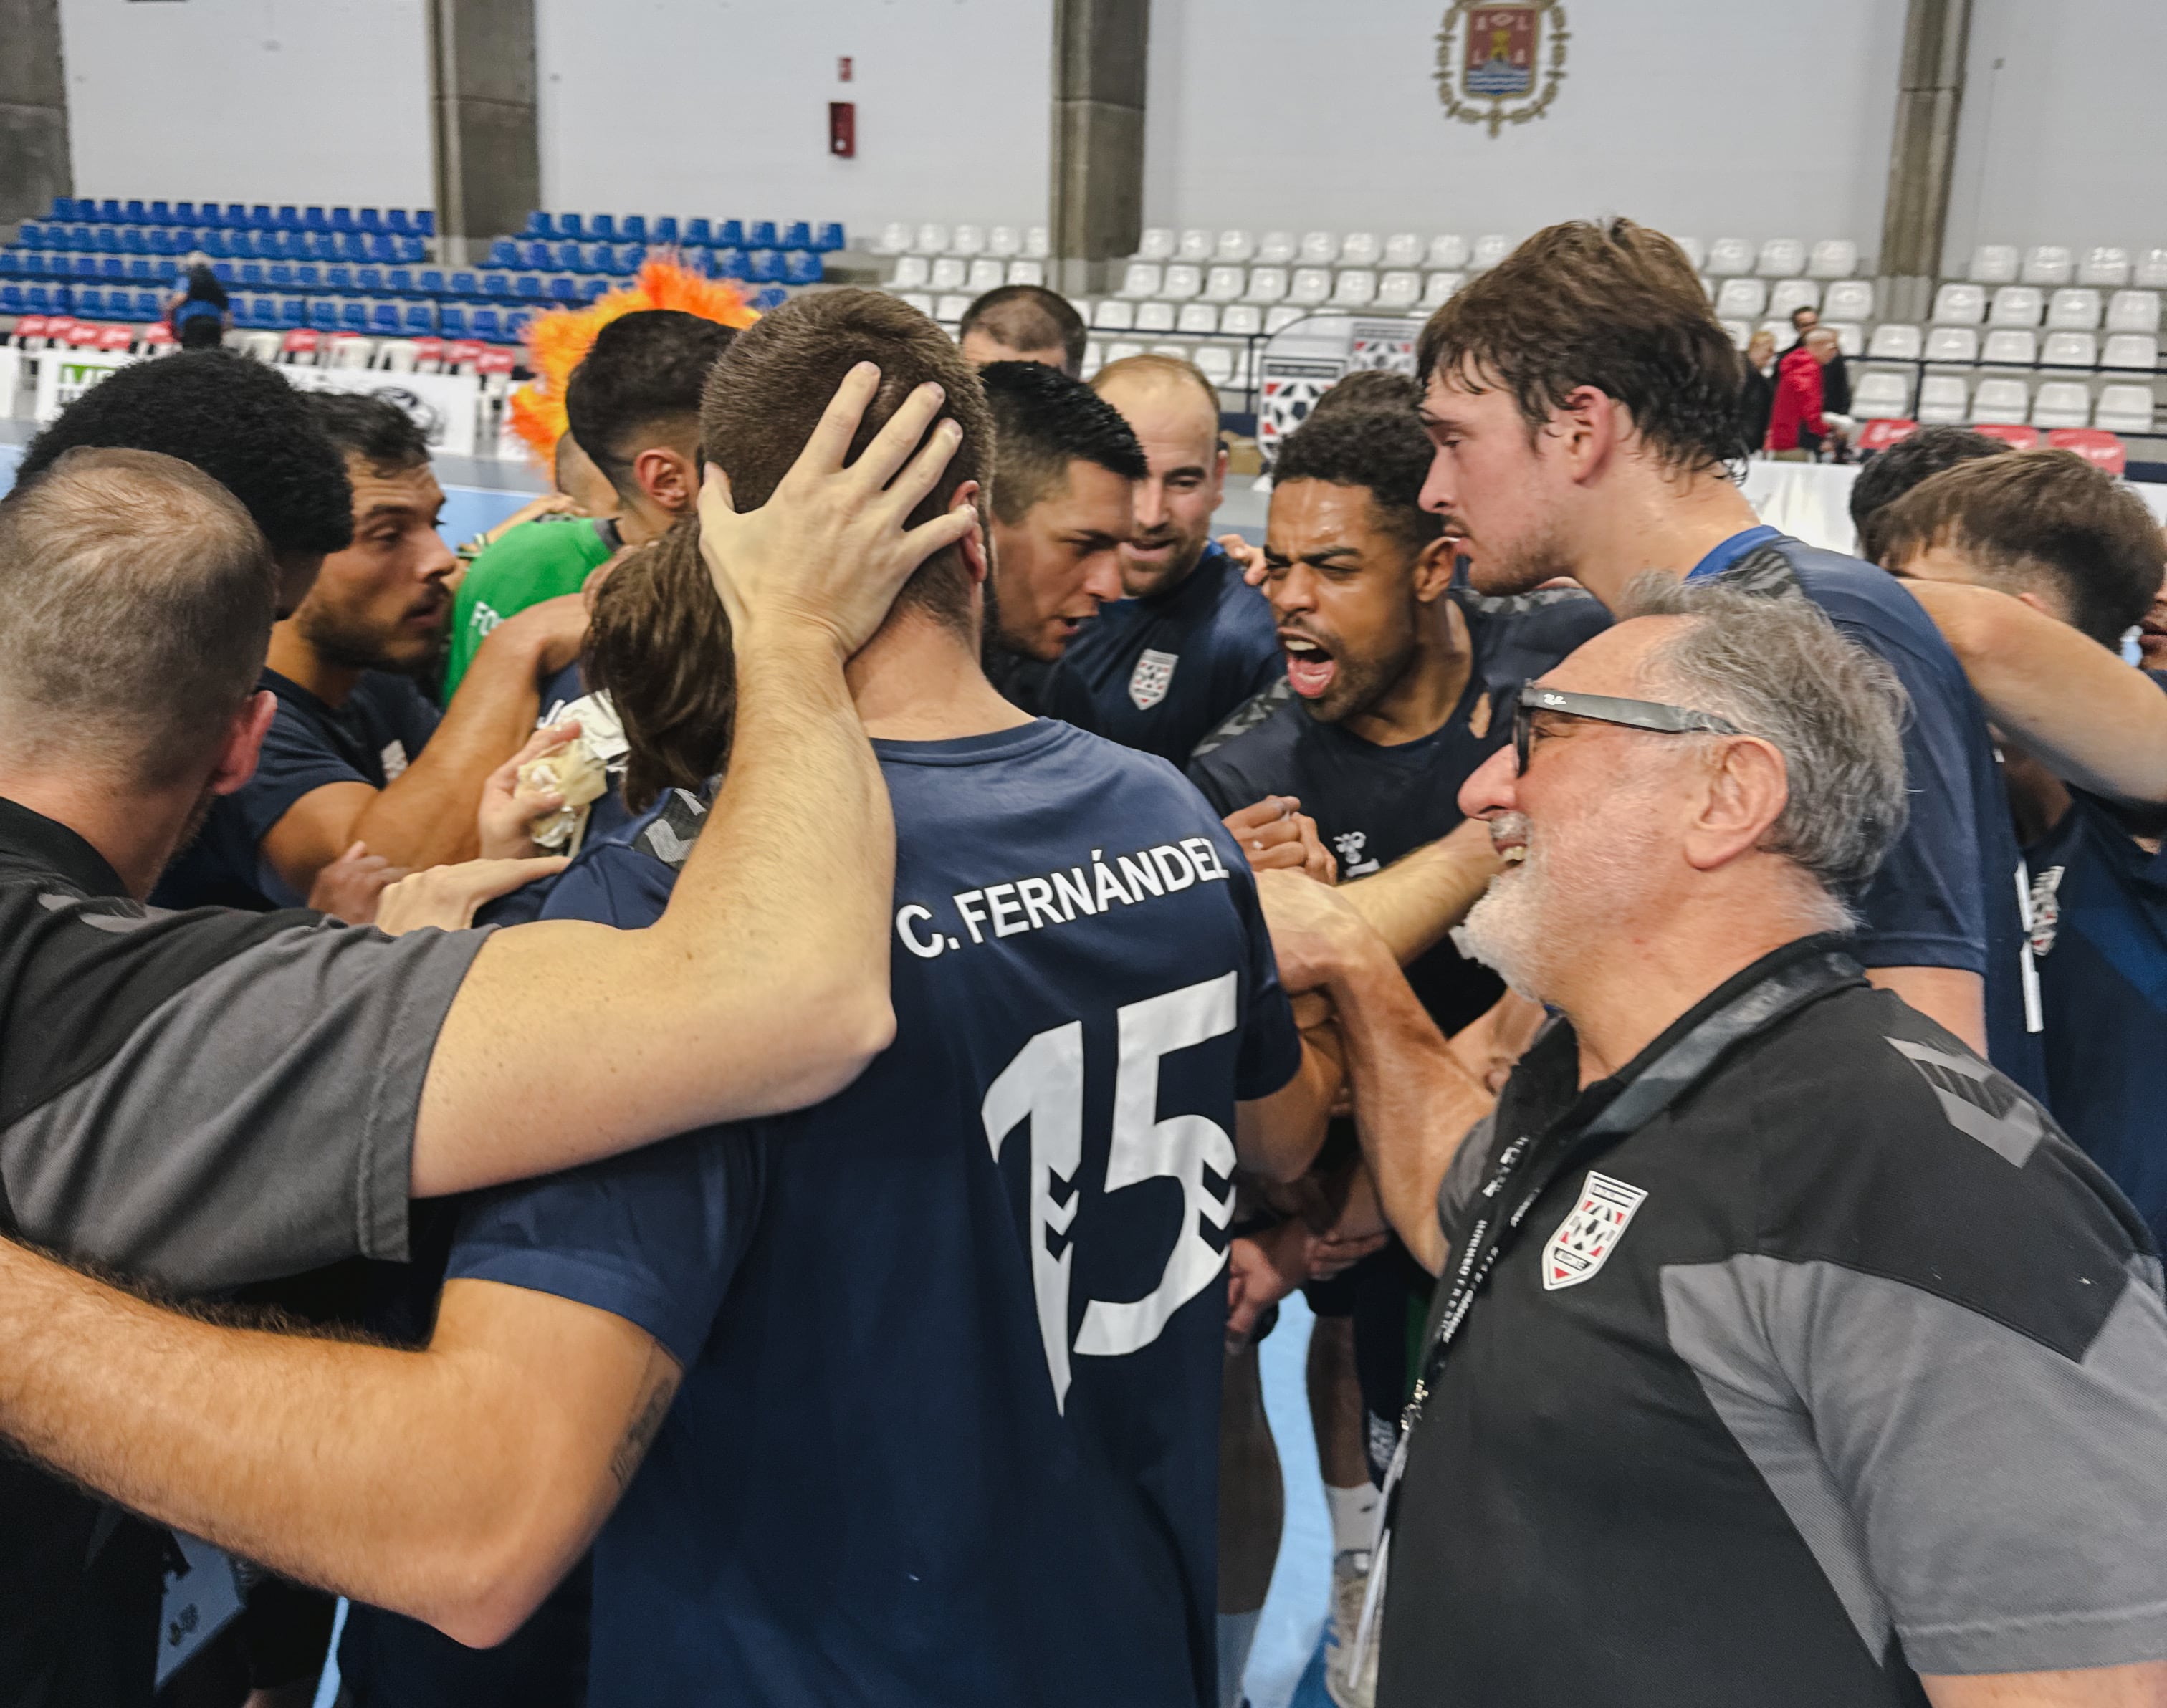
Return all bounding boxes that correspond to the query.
[829,102,856,158]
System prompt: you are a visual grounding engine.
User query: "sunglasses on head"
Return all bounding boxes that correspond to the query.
[1513,683,1741,774]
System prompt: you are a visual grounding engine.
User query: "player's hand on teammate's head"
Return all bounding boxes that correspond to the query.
[695,363,980,658]
[1219,532,1266,588]
[373,855,570,935]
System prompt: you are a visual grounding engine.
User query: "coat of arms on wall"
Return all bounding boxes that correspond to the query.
[1435,1,1569,137]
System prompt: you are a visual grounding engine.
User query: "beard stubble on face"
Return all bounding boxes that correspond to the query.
[1297,618,1420,728]
[297,600,414,675]
[1463,510,1576,599]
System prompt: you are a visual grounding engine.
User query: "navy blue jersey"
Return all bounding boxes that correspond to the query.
[449,719,1302,1707]
[1688,527,2044,1101]
[1189,586,1609,1036]
[153,667,440,911]
[1044,544,1283,763]
[2028,781,2167,1250]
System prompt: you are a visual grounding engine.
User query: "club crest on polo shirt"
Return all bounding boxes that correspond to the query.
[379,740,409,782]
[1542,1171,1648,1290]
[1129,648,1178,711]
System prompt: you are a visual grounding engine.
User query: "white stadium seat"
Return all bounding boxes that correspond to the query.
[929,257,967,292]
[914,224,952,256]
[951,225,986,257]
[1288,267,1332,306]
[1917,375,1969,424]
[2095,385,2154,433]
[1220,304,1263,337]
[1161,264,1202,302]
[2080,248,2132,288]
[1264,305,1306,334]
[1756,237,1805,277]
[966,258,1005,292]
[1755,319,1790,349]
[1807,239,1859,279]
[987,226,1023,257]
[1340,233,1381,267]
[1967,245,2019,284]
[1987,286,2043,327]
[1105,340,1146,364]
[1376,270,1421,310]
[1137,228,1177,261]
[1719,320,1751,350]
[1258,231,1298,264]
[2042,330,2097,368]
[1852,371,1913,418]
[934,293,970,323]
[1243,267,1288,304]
[1672,236,1707,272]
[887,255,932,289]
[1982,330,2037,365]
[1216,230,1256,263]
[2047,289,2103,330]
[1706,237,1753,277]
[2021,245,2074,286]
[1177,229,1214,262]
[376,339,420,373]
[2032,382,2092,428]
[1768,279,1819,320]
[2102,334,2158,371]
[1829,322,1865,358]
[1298,231,1339,265]
[1868,323,1923,361]
[1005,259,1045,286]
[1081,340,1104,378]
[1969,378,2029,424]
[1422,271,1463,310]
[898,292,935,317]
[1118,262,1162,299]
[1932,283,1986,325]
[1195,345,1235,386]
[1203,266,1245,304]
[1383,233,1424,268]
[1822,279,1875,321]
[1926,326,1979,363]
[1427,234,1470,270]
[876,222,914,254]
[1714,278,1768,319]
[1091,299,1134,330]
[2108,290,2162,333]
[1149,343,1190,363]
[1023,226,1051,258]
[1134,302,1175,333]
[2137,249,2167,290]
[1329,269,1377,308]
[1176,303,1218,335]
[1471,234,1513,272]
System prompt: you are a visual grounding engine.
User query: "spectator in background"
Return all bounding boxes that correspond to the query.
[1848,424,2011,564]
[1737,327,1777,452]
[154,393,585,911]
[13,347,353,615]
[442,310,736,698]
[957,283,1087,377]
[167,260,231,351]
[1766,327,1844,459]
[1786,302,1850,414]
[1043,353,1281,763]
[975,360,1142,710]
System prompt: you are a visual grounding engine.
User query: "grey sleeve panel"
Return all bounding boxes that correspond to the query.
[1664,1254,2167,1676]
[1,921,490,1292]
[1435,1110,1499,1242]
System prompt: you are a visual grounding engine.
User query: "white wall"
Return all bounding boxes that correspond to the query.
[535,0,1052,241]
[1144,0,1904,260]
[58,0,434,211]
[1943,0,2167,271]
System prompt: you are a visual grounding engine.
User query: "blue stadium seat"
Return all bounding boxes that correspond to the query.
[449,270,479,298]
[384,208,412,234]
[132,289,160,320]
[173,201,197,225]
[119,228,146,254]
[95,256,123,281]
[747,249,783,284]
[715,219,745,249]
[401,300,436,335]
[239,262,266,289]
[525,211,554,239]
[547,275,578,304]
[386,267,413,296]
[92,228,119,254]
[212,261,236,286]
[417,268,446,296]
[782,250,821,285]
[747,221,778,249]
[681,217,712,247]
[589,214,616,241]
[711,246,747,280]
[201,231,231,260]
[0,285,21,314]
[471,307,504,342]
[23,284,53,314]
[280,297,308,329]
[438,304,469,338]
[514,274,542,302]
[75,286,107,319]
[620,215,646,244]
[233,204,257,229]
[782,221,811,251]
[358,207,383,232]
[303,206,329,234]
[17,222,46,249]
[297,264,325,291]
[397,235,426,263]
[480,271,510,299]
[489,238,520,268]
[267,262,295,289]
[555,212,583,241]
[370,300,400,334]
[517,240,548,269]
[504,309,532,342]
[273,205,298,230]
[96,199,120,221]
[127,259,154,282]
[353,265,383,294]
[823,221,860,254]
[579,277,608,302]
[335,299,365,332]
[550,241,583,273]
[42,196,67,219]
[320,263,350,292]
[148,201,171,224]
[0,249,19,277]
[415,210,436,236]
[123,199,146,223]
[750,285,788,311]
[331,208,355,233]
[651,216,678,245]
[300,297,331,331]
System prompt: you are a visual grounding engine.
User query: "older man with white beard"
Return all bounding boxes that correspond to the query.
[1260,579,2167,1708]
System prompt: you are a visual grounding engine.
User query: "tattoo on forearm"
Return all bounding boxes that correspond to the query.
[609,1368,680,1489]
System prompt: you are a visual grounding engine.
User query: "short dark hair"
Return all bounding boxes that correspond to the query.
[1849,426,2011,565]
[1789,306,1816,328]
[1416,217,1747,476]
[1271,404,1445,555]
[1875,448,2167,648]
[303,390,431,476]
[16,350,353,558]
[565,310,738,499]
[959,285,1087,376]
[981,359,1147,527]
[1311,369,1420,420]
[0,448,276,786]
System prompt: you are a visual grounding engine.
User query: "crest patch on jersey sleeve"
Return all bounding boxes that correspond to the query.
[1129,648,1179,711]
[1541,1170,1647,1290]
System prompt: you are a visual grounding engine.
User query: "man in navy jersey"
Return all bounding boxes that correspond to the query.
[1044,354,1281,762]
[0,294,1335,1708]
[156,393,586,911]
[1405,216,2041,1097]
[1867,449,2167,1246]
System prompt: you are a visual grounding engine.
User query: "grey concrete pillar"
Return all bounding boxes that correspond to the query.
[0,0,70,230]
[1877,0,1971,325]
[428,0,540,265]
[1050,0,1148,299]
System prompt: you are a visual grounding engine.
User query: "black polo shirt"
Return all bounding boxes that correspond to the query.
[0,795,488,1708]
[1379,938,2167,1705]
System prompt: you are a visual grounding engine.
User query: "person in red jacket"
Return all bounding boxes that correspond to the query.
[1766,327,1842,458]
